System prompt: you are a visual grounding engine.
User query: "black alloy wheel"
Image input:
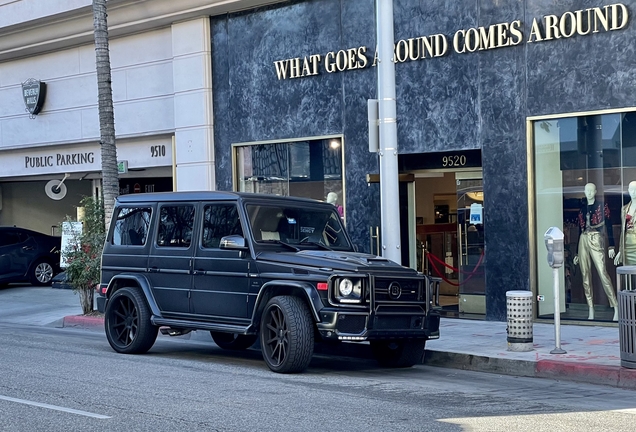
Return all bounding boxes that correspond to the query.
[260,296,314,373]
[210,332,257,350]
[30,260,54,285]
[105,287,158,354]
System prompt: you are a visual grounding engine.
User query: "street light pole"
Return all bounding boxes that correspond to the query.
[376,0,401,264]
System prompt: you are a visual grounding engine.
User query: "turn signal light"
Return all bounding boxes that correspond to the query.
[317,282,328,291]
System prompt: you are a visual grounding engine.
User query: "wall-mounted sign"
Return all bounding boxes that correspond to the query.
[398,149,482,171]
[117,160,129,174]
[274,3,629,79]
[22,78,47,117]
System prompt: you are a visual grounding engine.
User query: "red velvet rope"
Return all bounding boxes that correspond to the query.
[426,250,485,287]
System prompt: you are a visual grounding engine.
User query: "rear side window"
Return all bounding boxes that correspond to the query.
[201,204,243,249]
[157,205,195,248]
[112,207,152,246]
[0,230,26,247]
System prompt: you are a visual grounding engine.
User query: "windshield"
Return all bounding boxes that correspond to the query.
[246,203,352,250]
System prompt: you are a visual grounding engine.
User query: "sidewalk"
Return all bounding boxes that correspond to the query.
[2,285,635,389]
[425,318,636,390]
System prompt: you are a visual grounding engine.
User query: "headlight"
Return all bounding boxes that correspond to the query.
[339,278,353,296]
[334,277,363,304]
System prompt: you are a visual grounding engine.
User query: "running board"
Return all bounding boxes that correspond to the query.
[151,317,251,335]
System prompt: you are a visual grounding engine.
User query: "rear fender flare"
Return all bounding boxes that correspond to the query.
[105,273,160,316]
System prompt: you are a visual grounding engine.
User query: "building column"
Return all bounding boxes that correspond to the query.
[171,18,215,191]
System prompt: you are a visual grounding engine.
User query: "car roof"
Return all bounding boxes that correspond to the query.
[0,226,53,237]
[115,191,326,206]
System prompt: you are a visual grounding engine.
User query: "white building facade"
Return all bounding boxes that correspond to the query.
[0,0,280,234]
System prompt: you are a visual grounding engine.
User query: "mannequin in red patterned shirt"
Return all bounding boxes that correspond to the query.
[573,182,618,321]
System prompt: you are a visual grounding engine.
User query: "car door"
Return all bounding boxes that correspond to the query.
[147,203,197,317]
[191,202,250,320]
[0,229,33,282]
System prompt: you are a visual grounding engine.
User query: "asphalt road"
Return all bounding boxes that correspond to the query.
[1,321,636,432]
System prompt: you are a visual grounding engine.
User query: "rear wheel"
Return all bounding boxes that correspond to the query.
[260,296,314,373]
[105,287,158,354]
[370,339,426,368]
[30,259,54,286]
[210,332,257,350]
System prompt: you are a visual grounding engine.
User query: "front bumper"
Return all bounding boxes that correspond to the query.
[316,307,440,341]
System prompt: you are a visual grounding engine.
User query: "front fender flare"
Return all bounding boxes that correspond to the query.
[253,280,323,323]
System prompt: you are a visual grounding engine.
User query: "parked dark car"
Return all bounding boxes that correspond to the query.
[97,192,440,373]
[0,226,61,286]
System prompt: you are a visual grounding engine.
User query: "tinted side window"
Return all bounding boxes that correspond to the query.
[112,207,152,246]
[157,205,195,248]
[0,231,23,247]
[201,204,243,249]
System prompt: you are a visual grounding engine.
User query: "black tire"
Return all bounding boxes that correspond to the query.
[30,259,54,286]
[104,287,158,354]
[260,296,314,373]
[210,332,257,350]
[370,339,427,368]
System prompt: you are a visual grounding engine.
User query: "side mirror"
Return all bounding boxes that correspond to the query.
[220,235,248,250]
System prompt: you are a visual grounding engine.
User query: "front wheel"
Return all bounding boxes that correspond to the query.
[210,332,257,350]
[30,259,54,286]
[370,339,426,368]
[105,287,158,354]
[260,296,314,373]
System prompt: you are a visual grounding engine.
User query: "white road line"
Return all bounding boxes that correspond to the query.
[0,395,111,419]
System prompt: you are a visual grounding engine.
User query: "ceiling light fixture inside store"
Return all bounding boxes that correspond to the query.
[330,139,340,149]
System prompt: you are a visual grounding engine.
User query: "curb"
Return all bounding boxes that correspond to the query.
[423,349,636,390]
[60,315,104,329]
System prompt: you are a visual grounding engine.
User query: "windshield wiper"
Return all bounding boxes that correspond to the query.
[299,239,333,251]
[260,239,300,252]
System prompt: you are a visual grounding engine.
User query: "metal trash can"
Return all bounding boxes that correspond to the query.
[506,290,533,352]
[617,266,636,369]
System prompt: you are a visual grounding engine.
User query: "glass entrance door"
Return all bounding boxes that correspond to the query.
[456,174,486,315]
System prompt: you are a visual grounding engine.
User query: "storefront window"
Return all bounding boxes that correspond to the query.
[234,137,344,219]
[533,110,636,322]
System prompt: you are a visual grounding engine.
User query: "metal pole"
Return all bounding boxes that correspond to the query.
[550,267,567,354]
[376,0,401,264]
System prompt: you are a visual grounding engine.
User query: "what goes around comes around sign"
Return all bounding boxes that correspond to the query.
[273,3,629,80]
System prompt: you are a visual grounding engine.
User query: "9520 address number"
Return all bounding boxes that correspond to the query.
[442,155,467,167]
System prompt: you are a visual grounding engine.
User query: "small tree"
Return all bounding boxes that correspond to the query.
[64,196,106,315]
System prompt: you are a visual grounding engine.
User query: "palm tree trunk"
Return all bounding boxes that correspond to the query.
[92,0,119,229]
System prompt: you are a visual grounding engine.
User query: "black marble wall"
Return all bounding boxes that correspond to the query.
[211,0,636,320]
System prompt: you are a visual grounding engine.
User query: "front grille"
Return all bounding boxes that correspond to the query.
[373,315,425,330]
[374,277,422,303]
[336,314,366,334]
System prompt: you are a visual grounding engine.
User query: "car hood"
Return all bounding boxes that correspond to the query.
[256,250,419,274]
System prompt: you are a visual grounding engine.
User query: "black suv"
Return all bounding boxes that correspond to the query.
[0,226,61,286]
[98,192,440,373]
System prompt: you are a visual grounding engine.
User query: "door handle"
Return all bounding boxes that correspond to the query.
[22,246,34,251]
[148,267,159,273]
[193,269,205,275]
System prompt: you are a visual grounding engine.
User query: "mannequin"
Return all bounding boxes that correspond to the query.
[614,181,636,267]
[327,192,344,217]
[573,182,618,321]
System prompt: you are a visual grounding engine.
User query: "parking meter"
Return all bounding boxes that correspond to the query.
[544,226,567,354]
[544,227,564,269]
